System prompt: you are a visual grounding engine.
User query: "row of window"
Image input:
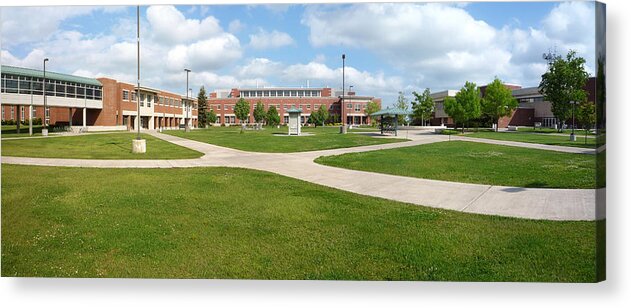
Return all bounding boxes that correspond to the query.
[519,97,545,103]
[346,103,367,112]
[121,90,197,109]
[210,104,346,111]
[2,106,49,121]
[240,90,321,98]
[1,75,102,100]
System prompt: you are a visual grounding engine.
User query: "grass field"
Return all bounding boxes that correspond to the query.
[164,126,404,152]
[1,132,202,159]
[1,164,597,281]
[465,131,597,148]
[315,141,596,189]
[1,124,45,138]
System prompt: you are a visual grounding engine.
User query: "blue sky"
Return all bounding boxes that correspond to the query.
[1,1,597,106]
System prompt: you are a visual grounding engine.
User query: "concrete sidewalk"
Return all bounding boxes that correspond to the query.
[2,131,600,221]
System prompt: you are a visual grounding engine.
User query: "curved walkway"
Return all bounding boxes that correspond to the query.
[1,131,600,221]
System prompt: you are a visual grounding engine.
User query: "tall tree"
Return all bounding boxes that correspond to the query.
[234,98,250,131]
[539,50,589,131]
[481,77,518,131]
[197,86,208,128]
[444,81,481,133]
[411,88,434,126]
[364,100,380,126]
[253,101,266,124]
[310,104,329,127]
[206,109,217,125]
[395,91,409,124]
[577,100,596,144]
[266,105,280,126]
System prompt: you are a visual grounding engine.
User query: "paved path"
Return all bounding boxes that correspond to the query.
[2,131,600,221]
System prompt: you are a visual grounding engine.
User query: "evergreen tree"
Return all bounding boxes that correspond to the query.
[197,86,208,128]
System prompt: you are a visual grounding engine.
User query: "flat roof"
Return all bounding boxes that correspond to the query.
[1,65,102,87]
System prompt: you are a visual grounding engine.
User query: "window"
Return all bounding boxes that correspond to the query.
[131,92,137,101]
[20,106,25,121]
[355,104,361,112]
[86,88,94,99]
[263,90,269,97]
[45,107,50,119]
[11,106,15,120]
[290,90,297,97]
[5,79,18,93]
[19,80,32,94]
[306,104,311,110]
[66,85,76,98]
[55,83,65,97]
[147,95,152,107]
[123,90,129,100]
[140,93,145,102]
[284,90,290,97]
[32,107,37,118]
[284,104,289,110]
[270,91,276,97]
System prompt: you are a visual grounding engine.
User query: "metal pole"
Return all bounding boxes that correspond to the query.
[342,54,345,128]
[184,68,191,131]
[29,80,33,136]
[43,58,48,132]
[136,5,141,140]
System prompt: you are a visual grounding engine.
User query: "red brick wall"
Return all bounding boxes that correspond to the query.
[498,108,535,128]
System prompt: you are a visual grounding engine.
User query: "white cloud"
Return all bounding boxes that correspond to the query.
[1,6,96,46]
[146,5,223,44]
[228,19,245,33]
[248,29,294,49]
[302,2,596,91]
[237,58,282,78]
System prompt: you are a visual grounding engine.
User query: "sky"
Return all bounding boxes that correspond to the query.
[1,1,598,107]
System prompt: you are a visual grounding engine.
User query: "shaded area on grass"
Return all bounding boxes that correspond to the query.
[164,126,405,153]
[315,141,596,189]
[1,132,202,159]
[465,131,596,148]
[1,165,596,281]
[1,125,44,138]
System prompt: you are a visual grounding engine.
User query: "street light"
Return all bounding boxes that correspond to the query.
[570,100,577,141]
[42,58,49,136]
[131,5,146,153]
[341,53,346,133]
[184,68,191,132]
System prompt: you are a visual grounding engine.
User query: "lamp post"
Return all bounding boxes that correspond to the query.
[349,85,354,126]
[131,5,146,153]
[184,68,191,132]
[570,100,577,141]
[340,53,346,133]
[42,58,49,136]
[29,79,33,136]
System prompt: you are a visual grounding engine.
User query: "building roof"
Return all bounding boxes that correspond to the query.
[371,107,412,116]
[1,65,102,87]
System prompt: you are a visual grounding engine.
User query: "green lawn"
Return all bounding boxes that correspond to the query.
[164,126,404,153]
[1,164,597,281]
[1,132,202,159]
[516,127,596,135]
[466,131,597,148]
[2,124,45,138]
[315,141,596,189]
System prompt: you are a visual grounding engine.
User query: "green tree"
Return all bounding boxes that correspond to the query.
[206,109,217,125]
[395,91,409,124]
[539,50,589,131]
[444,81,481,133]
[482,77,518,131]
[253,101,266,124]
[197,86,208,128]
[411,88,434,126]
[266,105,280,126]
[364,100,380,126]
[309,105,329,127]
[234,98,250,131]
[577,100,596,144]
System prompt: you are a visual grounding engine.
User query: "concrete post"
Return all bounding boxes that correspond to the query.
[82,108,87,128]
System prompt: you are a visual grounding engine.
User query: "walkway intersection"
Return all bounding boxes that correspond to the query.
[1,130,601,221]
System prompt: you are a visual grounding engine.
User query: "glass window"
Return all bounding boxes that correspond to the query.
[284,90,290,97]
[55,84,65,96]
[264,91,269,97]
[66,85,76,98]
[306,104,311,110]
[11,106,15,119]
[147,95,153,103]
[140,93,145,102]
[347,103,352,109]
[21,106,25,121]
[290,91,297,97]
[31,107,37,118]
[355,104,361,112]
[19,80,31,94]
[86,88,94,98]
[5,79,18,93]
[132,92,137,101]
[123,90,129,100]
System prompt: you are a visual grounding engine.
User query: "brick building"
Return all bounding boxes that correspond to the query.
[429,77,597,128]
[207,87,381,126]
[1,65,197,131]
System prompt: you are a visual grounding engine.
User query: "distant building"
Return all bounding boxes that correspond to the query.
[1,65,197,130]
[207,87,381,125]
[429,77,596,128]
